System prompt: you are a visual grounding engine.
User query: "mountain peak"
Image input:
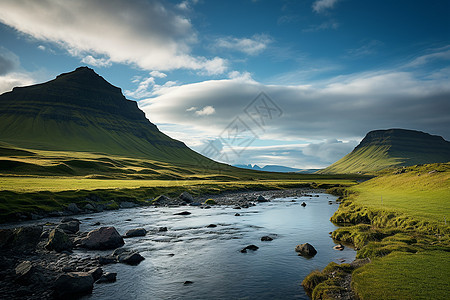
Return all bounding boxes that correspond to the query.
[319,128,450,174]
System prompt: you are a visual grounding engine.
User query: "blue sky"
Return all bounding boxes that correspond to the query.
[0,0,449,168]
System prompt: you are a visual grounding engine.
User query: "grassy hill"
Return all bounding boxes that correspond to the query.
[304,163,450,299]
[319,129,450,174]
[0,67,217,166]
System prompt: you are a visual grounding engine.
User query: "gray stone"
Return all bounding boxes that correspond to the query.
[124,228,147,238]
[80,227,124,250]
[96,272,117,283]
[53,272,94,299]
[241,245,259,253]
[88,267,103,282]
[261,236,273,241]
[45,228,73,252]
[295,243,317,256]
[66,203,81,214]
[174,211,191,216]
[11,226,42,252]
[119,201,138,208]
[118,251,145,265]
[179,192,194,203]
[257,195,268,202]
[15,261,34,284]
[84,203,95,211]
[57,220,80,234]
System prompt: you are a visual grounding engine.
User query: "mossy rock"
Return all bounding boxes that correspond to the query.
[204,199,216,205]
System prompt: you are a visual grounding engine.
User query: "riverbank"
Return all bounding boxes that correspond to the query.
[303,163,450,299]
[0,187,351,299]
[0,179,354,223]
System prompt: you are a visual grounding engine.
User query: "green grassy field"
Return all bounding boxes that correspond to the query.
[0,143,364,222]
[350,163,450,222]
[352,251,450,300]
[326,163,450,299]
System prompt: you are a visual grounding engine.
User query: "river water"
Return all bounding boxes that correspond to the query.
[70,193,355,300]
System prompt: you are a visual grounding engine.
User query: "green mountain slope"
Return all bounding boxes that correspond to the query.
[319,129,450,174]
[0,67,216,166]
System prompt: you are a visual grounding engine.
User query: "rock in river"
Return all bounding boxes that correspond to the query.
[179,192,194,203]
[295,243,317,256]
[96,272,117,284]
[53,272,94,299]
[261,236,273,241]
[174,211,191,216]
[124,228,147,238]
[45,228,73,252]
[80,227,124,250]
[333,244,345,251]
[241,245,259,253]
[57,220,80,234]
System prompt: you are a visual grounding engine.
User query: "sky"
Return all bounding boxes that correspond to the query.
[0,0,449,168]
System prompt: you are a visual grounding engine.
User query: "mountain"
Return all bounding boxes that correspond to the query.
[0,67,215,166]
[234,164,319,173]
[318,129,450,174]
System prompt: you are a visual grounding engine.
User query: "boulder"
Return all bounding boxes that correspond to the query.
[295,243,317,256]
[174,211,191,216]
[241,245,259,253]
[233,206,241,210]
[117,251,145,265]
[61,217,80,223]
[98,256,117,265]
[179,192,194,203]
[184,281,194,285]
[88,267,103,282]
[301,202,307,207]
[158,227,168,232]
[96,272,117,284]
[257,195,268,202]
[66,203,81,214]
[84,203,96,211]
[15,261,34,284]
[124,228,147,238]
[204,199,216,205]
[152,195,172,206]
[53,272,94,299]
[57,220,80,234]
[206,224,217,228]
[235,213,241,216]
[120,201,138,208]
[45,229,73,252]
[81,227,124,250]
[261,236,273,242]
[11,226,43,252]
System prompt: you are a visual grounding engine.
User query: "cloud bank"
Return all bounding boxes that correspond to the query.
[0,0,226,74]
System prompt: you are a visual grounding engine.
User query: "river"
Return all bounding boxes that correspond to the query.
[65,193,356,299]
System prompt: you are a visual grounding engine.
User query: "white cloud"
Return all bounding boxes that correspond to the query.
[81,55,112,67]
[312,0,340,13]
[0,0,227,74]
[0,47,36,94]
[195,105,216,116]
[0,72,35,94]
[214,34,272,55]
[37,45,46,51]
[140,49,450,152]
[150,71,167,78]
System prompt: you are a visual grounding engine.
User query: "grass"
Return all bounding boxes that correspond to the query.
[352,251,450,300]
[349,163,450,222]
[305,163,450,299]
[0,144,364,222]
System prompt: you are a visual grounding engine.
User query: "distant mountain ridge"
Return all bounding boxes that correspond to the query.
[0,67,215,165]
[234,164,319,173]
[319,129,450,174]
